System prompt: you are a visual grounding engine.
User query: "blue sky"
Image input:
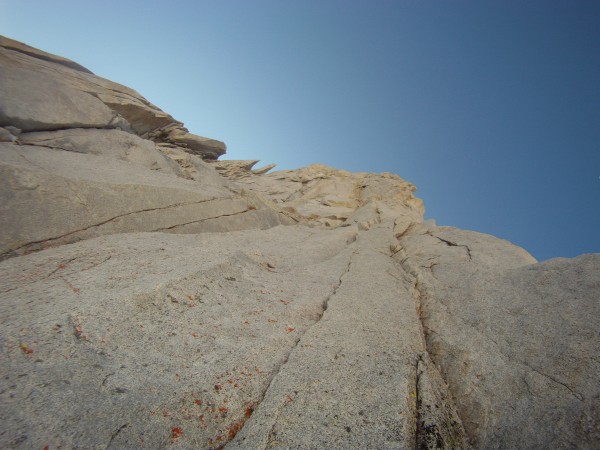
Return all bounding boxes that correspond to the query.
[1,0,598,261]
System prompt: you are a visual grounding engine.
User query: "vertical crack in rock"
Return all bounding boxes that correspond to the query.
[415,354,422,450]
[394,243,470,449]
[226,250,356,448]
[408,267,430,366]
[414,352,470,450]
[321,249,355,316]
[414,353,446,449]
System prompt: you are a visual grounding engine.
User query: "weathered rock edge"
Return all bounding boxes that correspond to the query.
[0,35,225,159]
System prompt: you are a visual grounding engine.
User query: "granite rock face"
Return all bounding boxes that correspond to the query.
[0,35,225,158]
[0,37,598,449]
[397,224,600,449]
[0,36,290,261]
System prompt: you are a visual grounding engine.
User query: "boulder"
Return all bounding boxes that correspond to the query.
[164,127,226,160]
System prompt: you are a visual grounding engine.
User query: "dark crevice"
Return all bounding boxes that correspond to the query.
[432,236,472,260]
[154,209,251,232]
[414,352,470,450]
[14,124,125,135]
[415,354,423,450]
[414,353,445,450]
[409,271,471,448]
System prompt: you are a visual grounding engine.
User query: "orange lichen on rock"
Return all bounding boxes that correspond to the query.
[20,343,34,354]
[171,426,183,439]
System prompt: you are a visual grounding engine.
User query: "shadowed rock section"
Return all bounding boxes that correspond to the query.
[0,36,598,449]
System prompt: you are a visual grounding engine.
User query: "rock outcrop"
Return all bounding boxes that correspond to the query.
[0,36,293,261]
[209,160,277,179]
[0,35,225,159]
[1,37,598,449]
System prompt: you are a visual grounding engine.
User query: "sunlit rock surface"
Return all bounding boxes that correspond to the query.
[1,36,598,449]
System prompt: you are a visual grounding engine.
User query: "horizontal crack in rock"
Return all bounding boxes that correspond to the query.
[432,235,472,260]
[0,198,221,261]
[154,209,251,231]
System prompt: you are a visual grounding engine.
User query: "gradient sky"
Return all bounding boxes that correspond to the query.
[1,0,599,261]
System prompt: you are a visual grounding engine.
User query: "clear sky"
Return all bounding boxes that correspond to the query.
[1,0,599,261]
